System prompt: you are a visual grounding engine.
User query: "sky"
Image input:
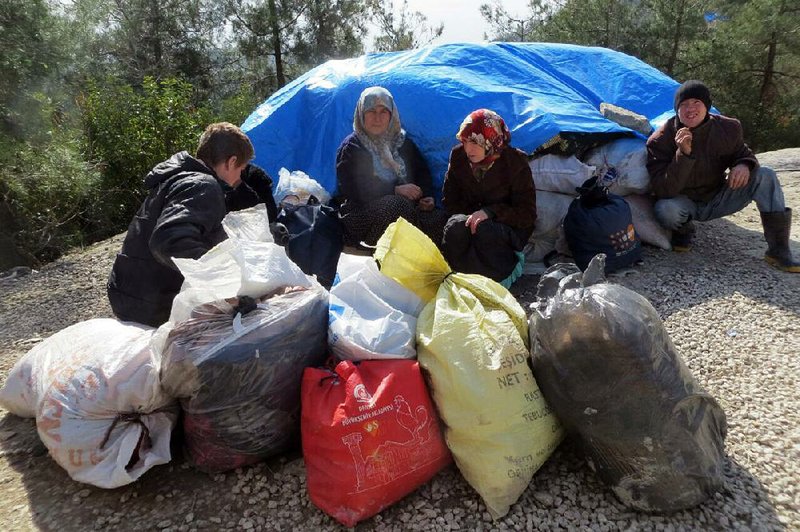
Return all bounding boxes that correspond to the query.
[401,0,533,45]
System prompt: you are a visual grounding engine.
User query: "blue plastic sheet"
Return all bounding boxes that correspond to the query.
[243,42,680,198]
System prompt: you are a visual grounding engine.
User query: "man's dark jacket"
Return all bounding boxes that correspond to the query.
[107,152,229,327]
[646,114,758,203]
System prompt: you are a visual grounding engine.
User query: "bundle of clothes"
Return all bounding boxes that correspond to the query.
[0,208,727,526]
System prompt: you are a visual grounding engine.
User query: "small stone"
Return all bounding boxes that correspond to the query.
[156,494,165,502]
[156,520,172,528]
[78,489,91,498]
[185,513,194,523]
[533,492,554,507]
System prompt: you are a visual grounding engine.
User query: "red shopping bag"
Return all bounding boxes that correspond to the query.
[301,359,451,527]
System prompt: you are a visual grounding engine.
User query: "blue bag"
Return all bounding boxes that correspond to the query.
[276,196,343,288]
[563,175,641,273]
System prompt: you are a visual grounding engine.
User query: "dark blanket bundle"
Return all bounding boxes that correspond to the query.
[160,286,329,472]
[528,256,727,512]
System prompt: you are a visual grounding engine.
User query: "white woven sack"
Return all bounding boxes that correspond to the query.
[584,138,651,196]
[625,194,672,250]
[530,155,595,195]
[0,319,176,488]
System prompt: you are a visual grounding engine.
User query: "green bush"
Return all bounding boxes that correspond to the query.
[214,88,263,127]
[79,76,211,230]
[0,130,104,262]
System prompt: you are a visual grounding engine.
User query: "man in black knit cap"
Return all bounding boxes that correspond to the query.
[646,80,798,272]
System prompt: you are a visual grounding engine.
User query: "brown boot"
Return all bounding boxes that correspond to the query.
[671,221,695,252]
[760,208,800,273]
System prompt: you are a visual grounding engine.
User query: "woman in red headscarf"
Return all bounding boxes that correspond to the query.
[441,109,537,284]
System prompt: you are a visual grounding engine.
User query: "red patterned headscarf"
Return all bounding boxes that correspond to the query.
[456,109,511,169]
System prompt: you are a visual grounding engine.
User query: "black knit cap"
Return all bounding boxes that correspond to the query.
[674,80,712,113]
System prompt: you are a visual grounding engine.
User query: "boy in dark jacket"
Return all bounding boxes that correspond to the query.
[107,122,257,326]
[646,80,798,272]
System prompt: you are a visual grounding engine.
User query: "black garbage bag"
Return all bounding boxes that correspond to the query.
[528,255,727,512]
[160,286,328,472]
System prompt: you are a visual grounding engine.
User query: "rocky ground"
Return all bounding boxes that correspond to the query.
[0,149,798,531]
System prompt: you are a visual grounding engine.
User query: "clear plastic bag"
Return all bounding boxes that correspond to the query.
[329,259,422,360]
[274,168,331,205]
[152,206,317,354]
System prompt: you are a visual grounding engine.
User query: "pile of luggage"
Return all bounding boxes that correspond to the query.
[0,204,728,526]
[528,137,673,273]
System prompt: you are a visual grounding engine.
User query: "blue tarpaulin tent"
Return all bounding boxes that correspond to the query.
[242,42,680,198]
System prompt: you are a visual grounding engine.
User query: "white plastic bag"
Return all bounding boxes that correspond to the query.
[530,155,595,195]
[329,260,423,360]
[222,202,273,243]
[332,252,373,286]
[167,207,313,326]
[0,319,177,489]
[584,138,651,196]
[275,168,331,205]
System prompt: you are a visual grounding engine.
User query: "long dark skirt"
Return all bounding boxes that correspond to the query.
[442,214,529,281]
[340,195,449,248]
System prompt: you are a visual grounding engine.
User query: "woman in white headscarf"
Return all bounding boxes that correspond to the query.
[335,86,447,248]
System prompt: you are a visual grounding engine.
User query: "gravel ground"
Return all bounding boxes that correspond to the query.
[0,149,798,531]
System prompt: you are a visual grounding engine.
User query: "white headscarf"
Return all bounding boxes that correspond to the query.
[353,86,407,182]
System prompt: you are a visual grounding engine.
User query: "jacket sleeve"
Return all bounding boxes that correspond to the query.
[441,147,471,215]
[402,138,434,198]
[646,124,696,199]
[485,150,537,229]
[726,119,759,171]
[225,180,260,213]
[225,164,278,221]
[335,137,373,206]
[149,177,227,268]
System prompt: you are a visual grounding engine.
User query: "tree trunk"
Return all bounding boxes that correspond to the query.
[602,0,611,48]
[759,31,777,106]
[149,0,163,75]
[268,0,285,88]
[665,0,685,76]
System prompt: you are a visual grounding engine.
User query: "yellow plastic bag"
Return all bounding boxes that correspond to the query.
[376,219,564,518]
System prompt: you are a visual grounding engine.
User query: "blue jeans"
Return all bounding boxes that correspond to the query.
[654,166,785,230]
